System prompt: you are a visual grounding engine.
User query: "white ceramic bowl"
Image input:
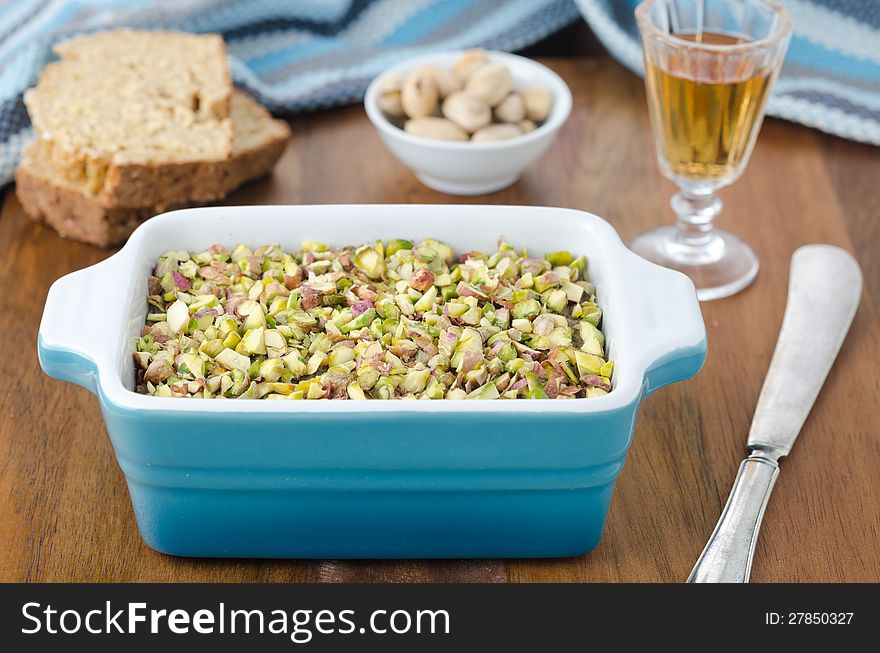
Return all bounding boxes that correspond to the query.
[364,50,573,195]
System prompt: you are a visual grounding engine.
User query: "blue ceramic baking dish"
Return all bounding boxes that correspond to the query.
[38,205,707,558]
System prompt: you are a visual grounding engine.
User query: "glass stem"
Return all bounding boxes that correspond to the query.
[671,190,722,248]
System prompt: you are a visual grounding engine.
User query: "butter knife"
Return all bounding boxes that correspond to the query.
[687,245,862,583]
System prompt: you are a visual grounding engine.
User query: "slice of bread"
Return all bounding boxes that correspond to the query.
[24,30,234,208]
[223,91,292,192]
[17,91,291,247]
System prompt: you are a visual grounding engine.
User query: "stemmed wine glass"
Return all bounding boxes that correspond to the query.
[631,0,792,300]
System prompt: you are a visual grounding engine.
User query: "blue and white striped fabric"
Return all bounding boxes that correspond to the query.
[0,0,580,186]
[575,0,880,146]
[0,1,878,188]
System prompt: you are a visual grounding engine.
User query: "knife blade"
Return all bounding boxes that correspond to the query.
[688,245,862,583]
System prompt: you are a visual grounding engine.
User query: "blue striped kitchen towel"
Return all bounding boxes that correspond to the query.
[575,0,880,146]
[1,1,878,189]
[0,0,580,186]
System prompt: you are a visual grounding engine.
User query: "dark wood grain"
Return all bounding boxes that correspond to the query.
[1,55,878,583]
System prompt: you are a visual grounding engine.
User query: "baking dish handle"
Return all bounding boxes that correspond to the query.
[38,258,121,395]
[633,260,708,395]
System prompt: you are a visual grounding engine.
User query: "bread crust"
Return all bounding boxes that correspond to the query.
[17,96,290,248]
[16,165,166,247]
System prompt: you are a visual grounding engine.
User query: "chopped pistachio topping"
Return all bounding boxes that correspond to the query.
[134,239,613,399]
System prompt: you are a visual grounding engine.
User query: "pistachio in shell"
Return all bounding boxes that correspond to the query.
[404,116,469,141]
[494,92,525,123]
[522,86,553,122]
[401,71,440,118]
[471,123,522,142]
[451,49,488,81]
[441,91,491,133]
[518,119,537,134]
[377,75,405,118]
[465,63,513,107]
[418,64,462,98]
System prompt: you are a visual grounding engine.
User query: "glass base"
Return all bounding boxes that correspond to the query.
[628,225,759,301]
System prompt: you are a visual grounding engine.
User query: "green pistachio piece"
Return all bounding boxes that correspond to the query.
[166,300,190,335]
[328,347,356,367]
[581,303,602,327]
[301,381,322,399]
[222,331,241,349]
[144,359,173,384]
[561,361,579,385]
[241,327,267,355]
[243,304,267,331]
[512,299,541,319]
[282,351,307,378]
[353,245,385,279]
[230,244,253,263]
[347,382,367,400]
[306,351,325,375]
[399,369,430,394]
[422,239,455,265]
[424,379,446,399]
[178,353,205,378]
[216,316,237,334]
[533,272,561,293]
[357,366,380,390]
[268,296,287,316]
[459,304,482,325]
[574,351,604,377]
[215,348,251,372]
[385,239,413,257]
[511,318,532,333]
[385,351,407,374]
[194,313,214,331]
[445,301,468,318]
[440,285,458,301]
[302,240,329,253]
[258,358,285,382]
[340,308,377,333]
[546,289,568,313]
[545,251,573,266]
[524,371,542,391]
[562,281,585,303]
[498,343,516,362]
[413,285,437,312]
[238,381,260,399]
[466,382,500,400]
[531,327,572,351]
[154,384,173,397]
[247,357,265,379]
[264,329,287,350]
[189,294,219,312]
[449,327,482,370]
[395,294,415,316]
[579,321,606,356]
[133,351,152,368]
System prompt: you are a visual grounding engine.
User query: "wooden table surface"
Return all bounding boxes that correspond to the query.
[1,54,878,583]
